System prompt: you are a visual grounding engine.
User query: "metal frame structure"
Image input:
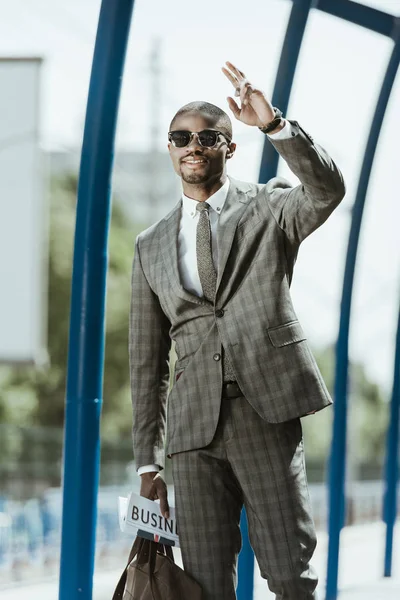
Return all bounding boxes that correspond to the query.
[326,34,399,600]
[258,2,399,600]
[59,1,135,598]
[59,0,399,599]
[383,300,400,577]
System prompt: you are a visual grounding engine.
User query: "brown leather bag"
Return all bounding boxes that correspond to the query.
[112,537,203,600]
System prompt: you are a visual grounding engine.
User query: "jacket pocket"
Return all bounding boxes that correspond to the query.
[267,320,306,347]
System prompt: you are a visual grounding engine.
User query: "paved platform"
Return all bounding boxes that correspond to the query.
[1,522,398,599]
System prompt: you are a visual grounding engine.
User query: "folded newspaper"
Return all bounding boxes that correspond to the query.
[119,491,180,547]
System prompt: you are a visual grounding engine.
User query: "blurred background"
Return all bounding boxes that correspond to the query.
[0,0,399,594]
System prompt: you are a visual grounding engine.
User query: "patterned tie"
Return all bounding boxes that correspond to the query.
[196,202,217,302]
[195,202,236,382]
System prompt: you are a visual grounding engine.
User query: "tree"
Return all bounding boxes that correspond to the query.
[0,174,144,444]
[302,344,389,474]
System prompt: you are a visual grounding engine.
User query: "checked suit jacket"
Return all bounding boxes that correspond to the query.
[129,120,346,469]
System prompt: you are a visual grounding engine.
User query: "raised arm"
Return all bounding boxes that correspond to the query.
[222,61,345,244]
[265,123,345,244]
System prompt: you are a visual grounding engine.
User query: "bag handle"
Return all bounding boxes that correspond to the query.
[112,538,175,600]
[165,545,174,561]
[147,541,176,600]
[157,543,174,561]
[147,541,175,576]
[112,537,144,600]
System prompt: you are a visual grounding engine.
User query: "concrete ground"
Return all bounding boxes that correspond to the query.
[1,522,399,599]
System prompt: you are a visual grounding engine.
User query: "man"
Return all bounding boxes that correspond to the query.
[129,61,345,599]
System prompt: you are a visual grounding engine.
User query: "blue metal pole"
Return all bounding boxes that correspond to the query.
[383,300,400,577]
[59,2,135,599]
[325,36,400,600]
[236,509,254,599]
[259,0,313,183]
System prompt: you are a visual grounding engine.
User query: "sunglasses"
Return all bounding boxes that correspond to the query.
[168,129,231,148]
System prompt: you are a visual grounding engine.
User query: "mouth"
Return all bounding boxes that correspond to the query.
[181,157,208,165]
[181,158,208,169]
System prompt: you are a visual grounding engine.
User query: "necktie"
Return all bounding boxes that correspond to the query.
[196,202,217,303]
[195,202,236,382]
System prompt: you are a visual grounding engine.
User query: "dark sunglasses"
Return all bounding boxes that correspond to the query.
[168,129,231,148]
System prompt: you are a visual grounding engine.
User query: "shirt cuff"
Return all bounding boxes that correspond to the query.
[137,464,160,476]
[267,119,292,140]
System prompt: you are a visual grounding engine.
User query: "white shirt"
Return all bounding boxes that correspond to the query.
[178,178,230,295]
[138,120,293,475]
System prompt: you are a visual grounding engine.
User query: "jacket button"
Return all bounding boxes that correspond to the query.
[213,353,221,361]
[215,309,225,318]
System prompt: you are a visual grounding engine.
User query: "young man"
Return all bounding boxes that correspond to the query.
[129,62,345,599]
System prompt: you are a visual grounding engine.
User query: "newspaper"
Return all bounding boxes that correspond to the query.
[118,491,179,547]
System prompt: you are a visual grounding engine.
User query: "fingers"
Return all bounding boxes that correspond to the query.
[221,66,239,90]
[157,487,170,519]
[226,96,241,119]
[225,61,245,82]
[153,474,170,519]
[241,82,254,106]
[223,61,254,110]
[139,474,170,520]
[222,62,246,95]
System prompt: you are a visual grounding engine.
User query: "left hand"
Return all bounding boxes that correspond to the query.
[222,61,275,127]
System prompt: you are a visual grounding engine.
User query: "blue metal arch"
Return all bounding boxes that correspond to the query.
[326,33,400,600]
[383,297,400,577]
[259,0,313,184]
[318,0,398,39]
[59,1,135,599]
[259,2,399,600]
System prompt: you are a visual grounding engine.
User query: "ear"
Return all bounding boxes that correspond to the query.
[226,142,236,160]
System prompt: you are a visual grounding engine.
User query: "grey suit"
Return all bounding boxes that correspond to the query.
[129,120,345,599]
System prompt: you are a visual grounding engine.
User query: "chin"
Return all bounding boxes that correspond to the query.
[181,172,210,184]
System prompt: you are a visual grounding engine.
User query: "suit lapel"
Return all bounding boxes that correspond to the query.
[160,178,254,305]
[215,178,253,294]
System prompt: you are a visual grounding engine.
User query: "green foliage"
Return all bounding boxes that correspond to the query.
[0,174,145,446]
[302,344,389,468]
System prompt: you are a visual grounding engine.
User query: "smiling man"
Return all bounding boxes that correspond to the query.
[129,62,345,600]
[169,107,235,193]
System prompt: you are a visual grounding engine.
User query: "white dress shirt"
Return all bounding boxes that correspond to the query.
[137,120,293,475]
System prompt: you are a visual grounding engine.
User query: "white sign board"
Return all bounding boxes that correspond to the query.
[119,492,179,547]
[0,58,47,364]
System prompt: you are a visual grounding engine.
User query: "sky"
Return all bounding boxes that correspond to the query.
[0,0,400,392]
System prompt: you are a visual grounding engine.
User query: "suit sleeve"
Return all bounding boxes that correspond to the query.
[266,120,346,245]
[129,236,171,471]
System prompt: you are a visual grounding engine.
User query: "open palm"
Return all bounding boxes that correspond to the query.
[222,61,275,128]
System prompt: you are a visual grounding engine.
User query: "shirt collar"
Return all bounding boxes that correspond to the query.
[182,178,230,219]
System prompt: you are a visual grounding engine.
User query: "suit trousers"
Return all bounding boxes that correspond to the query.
[171,394,318,600]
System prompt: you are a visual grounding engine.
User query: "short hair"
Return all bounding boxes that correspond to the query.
[169,101,232,141]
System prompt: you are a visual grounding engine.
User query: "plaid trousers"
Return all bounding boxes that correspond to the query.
[171,395,318,600]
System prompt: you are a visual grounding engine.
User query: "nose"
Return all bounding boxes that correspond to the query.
[186,132,203,151]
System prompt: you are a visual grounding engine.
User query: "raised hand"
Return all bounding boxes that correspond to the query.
[222,61,276,128]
